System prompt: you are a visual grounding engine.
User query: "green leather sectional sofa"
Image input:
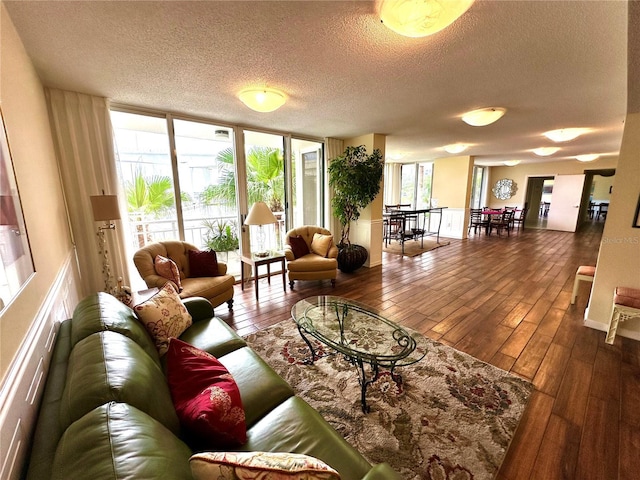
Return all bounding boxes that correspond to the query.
[25,293,400,480]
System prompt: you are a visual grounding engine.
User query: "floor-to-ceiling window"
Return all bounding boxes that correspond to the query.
[111,108,324,288]
[291,138,324,227]
[399,162,433,208]
[400,164,416,206]
[470,166,487,209]
[243,130,286,253]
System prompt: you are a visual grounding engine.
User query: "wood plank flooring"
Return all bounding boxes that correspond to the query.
[215,221,640,479]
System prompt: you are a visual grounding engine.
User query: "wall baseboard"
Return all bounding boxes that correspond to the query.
[0,250,80,480]
[583,317,640,342]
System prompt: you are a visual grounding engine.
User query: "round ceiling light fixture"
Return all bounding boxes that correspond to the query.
[532,147,560,156]
[461,107,506,127]
[238,87,286,112]
[543,128,589,143]
[503,160,521,166]
[379,0,475,38]
[443,143,468,154]
[576,154,600,162]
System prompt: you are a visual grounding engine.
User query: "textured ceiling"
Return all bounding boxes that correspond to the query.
[3,0,629,165]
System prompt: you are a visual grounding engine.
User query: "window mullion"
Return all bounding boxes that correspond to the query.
[166,114,185,241]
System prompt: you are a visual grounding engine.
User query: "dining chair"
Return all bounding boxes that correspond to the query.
[488,210,515,236]
[512,207,528,230]
[468,208,488,234]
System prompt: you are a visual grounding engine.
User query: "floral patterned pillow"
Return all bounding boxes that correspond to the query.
[154,254,183,292]
[166,338,246,449]
[190,451,341,480]
[134,283,192,356]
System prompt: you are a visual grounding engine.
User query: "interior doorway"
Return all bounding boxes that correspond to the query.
[524,176,554,228]
[524,169,616,231]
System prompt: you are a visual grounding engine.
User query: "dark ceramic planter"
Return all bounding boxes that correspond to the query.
[337,244,368,273]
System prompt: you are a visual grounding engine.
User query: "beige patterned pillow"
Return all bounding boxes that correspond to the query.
[190,451,340,480]
[310,233,333,257]
[134,283,192,356]
[154,255,183,291]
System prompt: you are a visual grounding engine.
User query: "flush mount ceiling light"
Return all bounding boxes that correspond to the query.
[503,160,521,166]
[379,0,475,38]
[238,87,286,112]
[532,147,560,157]
[443,143,468,154]
[543,128,589,143]
[576,154,600,162]
[461,107,506,127]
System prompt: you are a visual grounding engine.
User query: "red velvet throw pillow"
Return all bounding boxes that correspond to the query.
[188,249,219,277]
[166,338,247,448]
[288,235,310,259]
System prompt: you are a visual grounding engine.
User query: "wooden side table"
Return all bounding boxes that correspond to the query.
[240,251,286,301]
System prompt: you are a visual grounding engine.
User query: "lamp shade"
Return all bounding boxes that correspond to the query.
[244,202,277,226]
[90,195,121,221]
[379,0,475,38]
[238,88,286,113]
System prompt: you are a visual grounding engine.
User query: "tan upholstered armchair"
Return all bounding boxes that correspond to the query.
[284,226,338,290]
[133,241,234,311]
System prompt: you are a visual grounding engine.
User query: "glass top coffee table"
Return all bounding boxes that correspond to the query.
[291,296,426,412]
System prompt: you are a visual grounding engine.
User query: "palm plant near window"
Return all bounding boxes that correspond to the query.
[125,170,175,247]
[200,146,285,212]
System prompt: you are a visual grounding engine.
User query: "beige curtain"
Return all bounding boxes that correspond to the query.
[45,88,129,296]
[324,137,344,239]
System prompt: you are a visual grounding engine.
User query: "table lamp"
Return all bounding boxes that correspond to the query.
[90,193,121,293]
[244,201,277,257]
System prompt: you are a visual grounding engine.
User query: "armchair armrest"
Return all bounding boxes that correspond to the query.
[182,297,215,322]
[328,244,339,259]
[217,262,228,275]
[284,245,295,261]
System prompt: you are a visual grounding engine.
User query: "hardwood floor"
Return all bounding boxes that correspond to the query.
[216,222,640,480]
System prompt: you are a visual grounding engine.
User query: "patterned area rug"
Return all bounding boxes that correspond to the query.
[383,239,450,257]
[244,320,533,480]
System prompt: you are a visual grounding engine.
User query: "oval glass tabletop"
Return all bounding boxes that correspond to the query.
[291,296,427,367]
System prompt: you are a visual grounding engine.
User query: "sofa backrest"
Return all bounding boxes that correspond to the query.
[59,331,180,435]
[71,292,160,364]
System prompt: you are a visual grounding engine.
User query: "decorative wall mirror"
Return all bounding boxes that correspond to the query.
[492,178,518,200]
[0,109,35,313]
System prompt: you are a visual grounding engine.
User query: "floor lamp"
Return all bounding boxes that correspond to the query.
[90,193,121,294]
[244,201,277,257]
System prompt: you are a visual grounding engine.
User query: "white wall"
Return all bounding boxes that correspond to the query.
[585,112,640,338]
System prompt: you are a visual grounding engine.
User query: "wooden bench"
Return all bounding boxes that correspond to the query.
[571,265,595,305]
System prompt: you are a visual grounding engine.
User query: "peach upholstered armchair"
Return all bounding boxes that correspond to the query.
[284,226,338,289]
[133,240,234,311]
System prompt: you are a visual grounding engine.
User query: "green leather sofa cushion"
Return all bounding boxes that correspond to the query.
[52,402,193,480]
[240,396,372,480]
[60,331,180,435]
[179,313,247,358]
[217,346,294,426]
[71,292,160,364]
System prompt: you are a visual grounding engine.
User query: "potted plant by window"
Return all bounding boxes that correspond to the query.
[203,219,239,262]
[328,145,384,272]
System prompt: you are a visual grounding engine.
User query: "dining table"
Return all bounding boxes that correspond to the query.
[383,206,447,254]
[481,208,518,235]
